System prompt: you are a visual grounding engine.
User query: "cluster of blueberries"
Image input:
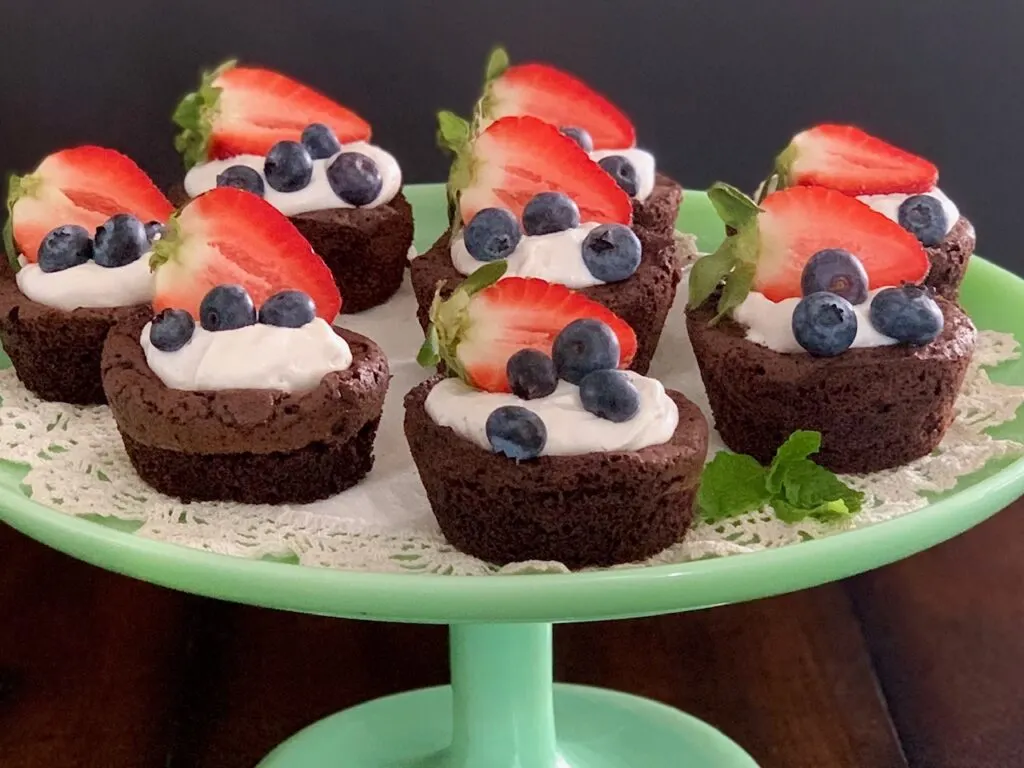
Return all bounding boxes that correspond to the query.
[558,125,640,198]
[464,193,643,284]
[215,123,382,206]
[897,194,948,247]
[485,318,641,461]
[148,285,317,353]
[36,215,164,274]
[793,249,943,357]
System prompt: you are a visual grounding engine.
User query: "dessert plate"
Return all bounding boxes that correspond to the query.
[2,186,1023,768]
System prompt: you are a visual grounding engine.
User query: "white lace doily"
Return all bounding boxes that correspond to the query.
[2,270,1022,576]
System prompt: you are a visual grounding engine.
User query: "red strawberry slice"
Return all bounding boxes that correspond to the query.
[173,61,371,169]
[151,187,341,320]
[456,116,632,226]
[486,62,636,151]
[6,146,173,263]
[755,186,930,302]
[777,124,938,196]
[449,277,636,393]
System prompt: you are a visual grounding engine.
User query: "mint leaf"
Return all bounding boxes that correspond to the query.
[766,430,822,493]
[484,46,510,81]
[707,182,761,229]
[697,451,771,523]
[686,245,737,310]
[779,458,864,517]
[437,110,471,154]
[772,497,852,524]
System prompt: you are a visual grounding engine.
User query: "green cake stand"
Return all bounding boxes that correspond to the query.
[3,186,1024,768]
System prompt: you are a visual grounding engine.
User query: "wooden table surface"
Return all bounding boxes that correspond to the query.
[1,500,1023,768]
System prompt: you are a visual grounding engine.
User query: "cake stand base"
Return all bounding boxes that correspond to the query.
[257,623,758,768]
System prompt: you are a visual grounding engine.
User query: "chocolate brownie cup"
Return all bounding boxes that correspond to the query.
[686,296,976,474]
[102,315,388,504]
[923,215,975,300]
[410,226,690,375]
[405,377,708,568]
[631,172,684,238]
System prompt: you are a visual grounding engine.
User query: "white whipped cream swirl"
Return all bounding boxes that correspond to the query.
[857,187,959,237]
[15,255,153,311]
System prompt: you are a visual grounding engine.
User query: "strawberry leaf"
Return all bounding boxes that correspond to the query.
[417,324,441,367]
[773,141,799,189]
[707,182,761,229]
[686,245,736,311]
[715,260,755,322]
[485,46,510,82]
[3,173,22,272]
[457,259,507,296]
[173,60,235,170]
[436,110,471,155]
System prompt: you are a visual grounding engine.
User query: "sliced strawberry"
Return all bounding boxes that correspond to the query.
[424,270,636,393]
[455,116,632,226]
[173,60,371,169]
[755,186,930,301]
[485,61,636,151]
[151,188,341,320]
[777,124,938,196]
[6,146,173,263]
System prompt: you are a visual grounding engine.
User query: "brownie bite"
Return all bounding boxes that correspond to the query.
[923,215,975,300]
[632,172,684,238]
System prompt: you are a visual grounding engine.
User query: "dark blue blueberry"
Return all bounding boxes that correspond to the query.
[326,151,383,206]
[598,155,639,197]
[800,248,869,304]
[144,220,166,242]
[199,284,257,331]
[301,123,342,160]
[485,405,547,461]
[149,308,195,352]
[869,284,943,346]
[792,292,858,357]
[506,349,558,400]
[264,141,313,193]
[581,224,641,283]
[522,192,580,236]
[898,194,948,247]
[258,290,317,328]
[93,214,148,268]
[216,165,266,196]
[552,318,620,385]
[559,126,594,152]
[37,225,93,273]
[464,208,521,262]
[578,369,640,423]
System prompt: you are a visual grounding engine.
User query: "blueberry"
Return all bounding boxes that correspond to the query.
[93,214,148,268]
[37,225,93,273]
[522,192,580,236]
[598,155,639,197]
[464,208,521,262]
[581,224,641,283]
[898,194,948,247]
[559,126,594,152]
[145,221,166,242]
[800,248,869,304]
[216,165,266,196]
[199,285,257,331]
[301,123,342,160]
[579,369,640,423]
[149,308,195,352]
[791,292,858,357]
[485,405,547,461]
[326,152,383,206]
[869,284,944,345]
[552,318,620,385]
[264,141,313,193]
[506,349,558,400]
[258,290,317,328]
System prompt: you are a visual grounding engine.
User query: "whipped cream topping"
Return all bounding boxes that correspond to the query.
[590,147,656,202]
[424,372,678,456]
[15,255,153,311]
[141,318,352,392]
[451,222,608,289]
[857,187,959,237]
[732,289,898,354]
[184,141,402,217]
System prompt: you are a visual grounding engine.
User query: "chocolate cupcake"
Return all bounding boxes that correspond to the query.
[172,60,413,313]
[686,183,976,474]
[0,146,174,404]
[408,270,707,568]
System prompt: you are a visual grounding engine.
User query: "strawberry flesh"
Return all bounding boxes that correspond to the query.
[152,188,341,320]
[755,186,931,302]
[488,63,636,151]
[11,146,173,262]
[457,277,637,392]
[459,116,632,226]
[784,124,938,196]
